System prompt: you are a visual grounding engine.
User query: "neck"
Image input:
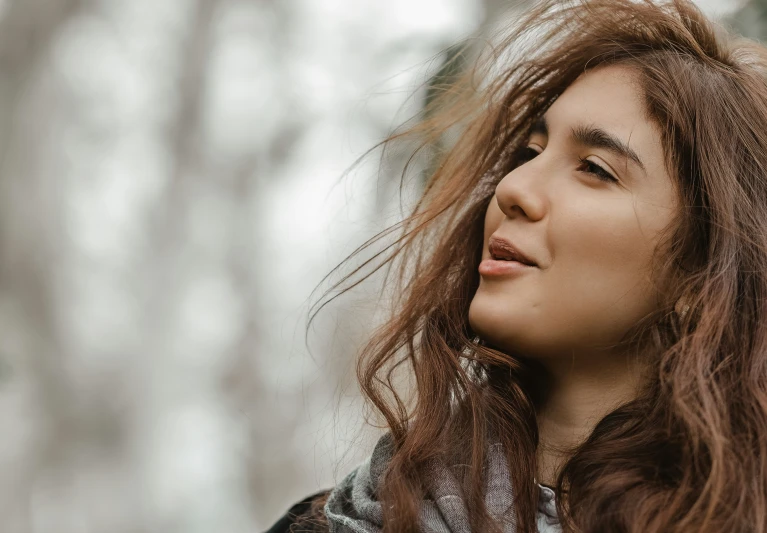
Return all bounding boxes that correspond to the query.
[534,349,646,487]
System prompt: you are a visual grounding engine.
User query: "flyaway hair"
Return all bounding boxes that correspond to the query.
[307,1,767,531]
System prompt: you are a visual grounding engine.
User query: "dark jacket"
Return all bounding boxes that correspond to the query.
[264,491,330,533]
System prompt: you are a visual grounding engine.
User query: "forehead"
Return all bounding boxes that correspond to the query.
[545,64,657,154]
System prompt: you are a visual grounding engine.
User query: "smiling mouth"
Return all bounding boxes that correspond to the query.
[479,236,538,277]
[478,257,535,277]
[487,237,537,266]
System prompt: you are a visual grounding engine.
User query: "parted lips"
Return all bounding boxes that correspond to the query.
[488,236,537,266]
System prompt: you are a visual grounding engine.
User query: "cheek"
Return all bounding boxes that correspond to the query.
[544,200,670,338]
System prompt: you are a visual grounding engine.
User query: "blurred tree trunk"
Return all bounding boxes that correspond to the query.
[0,0,84,529]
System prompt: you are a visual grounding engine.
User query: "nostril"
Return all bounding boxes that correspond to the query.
[495,195,527,219]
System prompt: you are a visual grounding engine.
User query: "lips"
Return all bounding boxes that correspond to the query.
[487,236,537,267]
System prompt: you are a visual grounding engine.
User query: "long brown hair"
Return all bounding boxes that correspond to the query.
[308,1,767,531]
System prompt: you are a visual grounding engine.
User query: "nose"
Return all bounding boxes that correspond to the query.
[494,158,547,221]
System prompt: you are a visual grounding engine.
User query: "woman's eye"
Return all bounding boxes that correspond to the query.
[576,157,617,183]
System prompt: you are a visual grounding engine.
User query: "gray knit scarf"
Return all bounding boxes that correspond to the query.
[324,433,562,533]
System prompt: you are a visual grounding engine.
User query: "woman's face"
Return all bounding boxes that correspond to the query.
[468,64,679,359]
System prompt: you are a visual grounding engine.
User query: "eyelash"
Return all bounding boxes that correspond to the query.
[511,146,618,184]
[576,157,617,183]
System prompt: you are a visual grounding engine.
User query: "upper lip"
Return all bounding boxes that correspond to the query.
[488,236,538,266]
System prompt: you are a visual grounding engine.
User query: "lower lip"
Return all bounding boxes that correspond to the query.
[478,259,536,277]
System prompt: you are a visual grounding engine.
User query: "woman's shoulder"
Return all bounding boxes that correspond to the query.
[263,490,331,533]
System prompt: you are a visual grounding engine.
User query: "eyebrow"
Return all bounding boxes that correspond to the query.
[530,116,646,172]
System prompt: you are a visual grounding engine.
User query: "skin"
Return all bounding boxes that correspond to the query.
[467,64,679,486]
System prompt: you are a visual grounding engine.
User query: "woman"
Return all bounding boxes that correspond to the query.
[268,0,767,531]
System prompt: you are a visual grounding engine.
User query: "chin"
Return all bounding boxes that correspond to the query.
[469,296,531,354]
[468,294,563,359]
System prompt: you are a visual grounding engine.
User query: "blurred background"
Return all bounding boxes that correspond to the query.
[0,0,759,531]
